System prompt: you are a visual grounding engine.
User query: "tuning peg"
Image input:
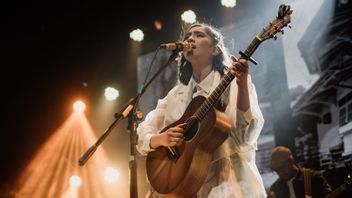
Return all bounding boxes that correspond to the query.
[280,30,284,34]
[288,25,292,28]
[273,35,277,40]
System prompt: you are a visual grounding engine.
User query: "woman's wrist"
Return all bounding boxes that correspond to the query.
[149,134,159,149]
[236,76,248,87]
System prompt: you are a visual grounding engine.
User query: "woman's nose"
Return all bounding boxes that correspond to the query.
[186,36,194,42]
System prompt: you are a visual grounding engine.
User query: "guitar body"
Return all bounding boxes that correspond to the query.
[146,96,231,197]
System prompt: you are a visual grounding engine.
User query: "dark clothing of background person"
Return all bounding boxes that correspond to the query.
[268,166,332,198]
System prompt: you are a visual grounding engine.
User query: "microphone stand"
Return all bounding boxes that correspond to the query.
[78,50,179,198]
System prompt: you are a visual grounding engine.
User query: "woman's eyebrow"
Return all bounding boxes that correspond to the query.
[184,32,191,37]
[193,30,204,34]
[189,30,204,34]
[184,30,204,37]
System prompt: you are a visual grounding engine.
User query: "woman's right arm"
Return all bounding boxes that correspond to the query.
[137,91,186,155]
[136,97,168,155]
[150,123,185,149]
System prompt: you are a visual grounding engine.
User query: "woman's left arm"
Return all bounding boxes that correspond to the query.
[229,57,264,146]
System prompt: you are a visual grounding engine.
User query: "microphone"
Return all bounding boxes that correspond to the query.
[160,42,194,52]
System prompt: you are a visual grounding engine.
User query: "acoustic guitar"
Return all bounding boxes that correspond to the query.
[146,4,293,197]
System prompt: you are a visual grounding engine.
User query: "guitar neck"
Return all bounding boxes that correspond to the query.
[194,36,262,121]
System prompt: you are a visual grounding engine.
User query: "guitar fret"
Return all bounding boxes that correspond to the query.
[196,114,201,121]
[218,83,224,91]
[243,38,260,59]
[198,106,206,120]
[225,74,233,83]
[247,42,256,54]
[199,109,205,119]
[212,93,218,101]
[217,86,223,93]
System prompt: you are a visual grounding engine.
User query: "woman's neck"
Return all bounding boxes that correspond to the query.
[192,63,213,83]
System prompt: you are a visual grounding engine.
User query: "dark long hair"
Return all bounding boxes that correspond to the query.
[178,23,231,85]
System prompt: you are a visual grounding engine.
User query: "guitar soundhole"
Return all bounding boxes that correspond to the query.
[184,117,200,142]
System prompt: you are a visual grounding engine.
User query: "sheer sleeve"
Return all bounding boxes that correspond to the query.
[136,97,168,155]
[228,75,264,148]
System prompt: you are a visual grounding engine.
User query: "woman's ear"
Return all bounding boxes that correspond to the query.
[212,47,220,56]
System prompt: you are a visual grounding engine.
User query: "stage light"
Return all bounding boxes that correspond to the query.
[104,166,120,183]
[181,10,197,24]
[154,20,162,30]
[73,101,86,112]
[69,175,82,188]
[104,87,119,101]
[221,0,237,8]
[14,112,117,197]
[129,28,144,42]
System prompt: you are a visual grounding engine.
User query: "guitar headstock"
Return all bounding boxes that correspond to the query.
[258,4,293,41]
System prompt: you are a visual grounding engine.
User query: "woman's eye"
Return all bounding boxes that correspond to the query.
[183,35,190,41]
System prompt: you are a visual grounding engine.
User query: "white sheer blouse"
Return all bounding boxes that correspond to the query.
[137,70,266,198]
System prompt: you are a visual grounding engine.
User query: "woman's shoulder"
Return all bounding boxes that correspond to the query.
[165,82,189,97]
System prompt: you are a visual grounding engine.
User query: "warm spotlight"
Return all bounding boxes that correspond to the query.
[181,10,197,24]
[104,167,120,183]
[129,28,144,42]
[69,175,82,188]
[104,87,119,101]
[154,20,162,30]
[221,0,237,8]
[73,101,86,112]
[14,111,120,196]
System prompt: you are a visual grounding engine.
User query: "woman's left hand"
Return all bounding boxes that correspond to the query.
[230,55,249,86]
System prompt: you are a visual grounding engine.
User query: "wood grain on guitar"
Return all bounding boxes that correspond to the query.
[146,4,293,197]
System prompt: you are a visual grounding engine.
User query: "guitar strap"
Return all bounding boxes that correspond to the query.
[303,168,312,198]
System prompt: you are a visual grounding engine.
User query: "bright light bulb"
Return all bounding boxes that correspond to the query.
[129,28,144,42]
[221,0,237,8]
[69,175,82,187]
[73,101,86,112]
[104,87,119,101]
[181,10,197,24]
[104,167,120,183]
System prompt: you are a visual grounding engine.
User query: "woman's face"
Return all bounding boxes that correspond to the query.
[182,25,216,64]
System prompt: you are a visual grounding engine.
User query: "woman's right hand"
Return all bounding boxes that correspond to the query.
[150,123,186,148]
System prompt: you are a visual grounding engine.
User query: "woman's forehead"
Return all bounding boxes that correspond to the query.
[187,25,207,33]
